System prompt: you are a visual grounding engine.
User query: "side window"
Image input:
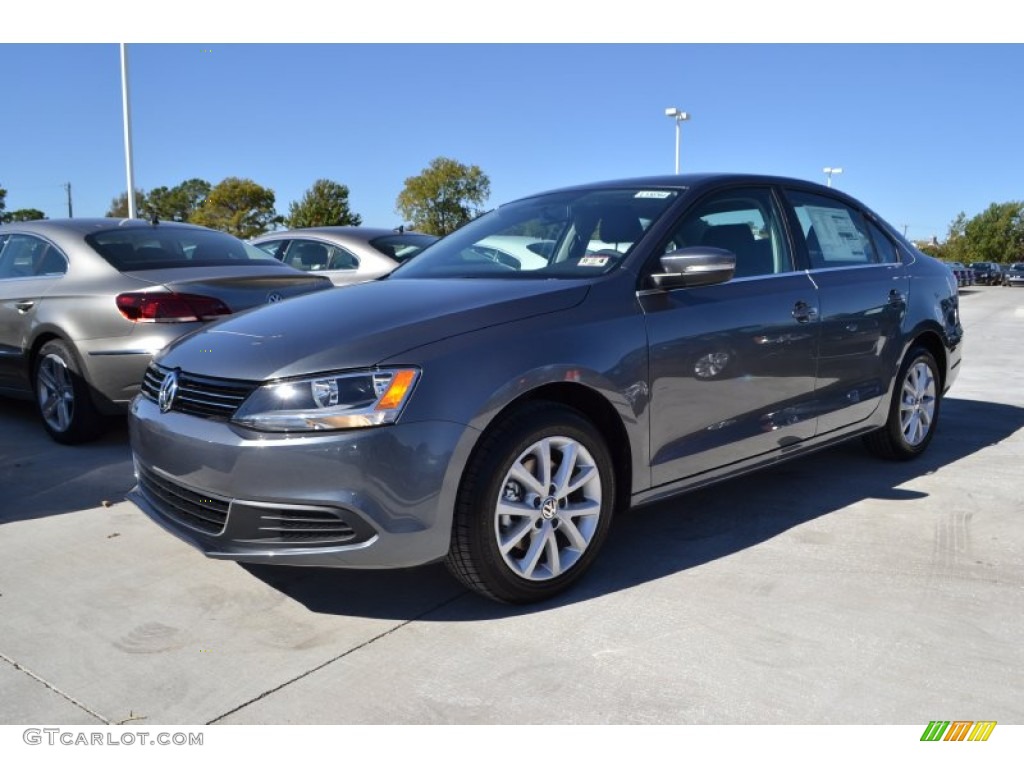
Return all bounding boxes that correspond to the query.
[253,240,286,260]
[659,187,792,279]
[282,240,331,271]
[326,246,359,271]
[867,220,899,264]
[786,190,878,268]
[0,234,67,278]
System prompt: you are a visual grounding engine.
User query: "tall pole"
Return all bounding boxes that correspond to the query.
[823,166,843,188]
[665,108,690,175]
[63,182,73,218]
[120,43,137,219]
[674,119,680,175]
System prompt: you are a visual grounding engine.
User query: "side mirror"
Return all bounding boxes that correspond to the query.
[649,247,736,289]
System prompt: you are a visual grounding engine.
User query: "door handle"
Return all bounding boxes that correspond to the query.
[888,289,906,305]
[14,300,35,313]
[792,301,818,323]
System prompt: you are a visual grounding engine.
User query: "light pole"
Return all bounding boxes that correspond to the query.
[121,43,137,218]
[665,107,690,174]
[823,166,843,188]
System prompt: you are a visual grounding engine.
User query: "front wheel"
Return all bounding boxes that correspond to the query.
[864,345,940,461]
[446,403,615,603]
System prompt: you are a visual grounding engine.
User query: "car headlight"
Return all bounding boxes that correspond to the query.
[232,368,420,432]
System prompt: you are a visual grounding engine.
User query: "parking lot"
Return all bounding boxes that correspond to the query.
[0,286,1021,726]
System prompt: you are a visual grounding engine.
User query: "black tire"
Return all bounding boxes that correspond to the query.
[445,402,615,604]
[864,345,940,461]
[33,339,105,445]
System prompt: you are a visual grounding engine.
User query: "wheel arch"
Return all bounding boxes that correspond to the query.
[469,381,633,516]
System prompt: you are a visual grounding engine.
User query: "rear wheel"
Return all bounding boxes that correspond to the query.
[33,340,105,444]
[446,403,615,603]
[864,345,940,460]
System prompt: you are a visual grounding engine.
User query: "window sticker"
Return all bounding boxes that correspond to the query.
[578,256,609,267]
[635,191,673,199]
[804,205,867,260]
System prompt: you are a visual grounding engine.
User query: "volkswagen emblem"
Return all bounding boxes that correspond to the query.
[267,292,284,304]
[158,370,180,413]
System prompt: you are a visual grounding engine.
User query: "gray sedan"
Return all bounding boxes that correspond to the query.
[250,227,438,286]
[127,174,963,603]
[0,219,331,443]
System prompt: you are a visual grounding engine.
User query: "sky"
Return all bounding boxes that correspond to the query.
[1,7,1022,244]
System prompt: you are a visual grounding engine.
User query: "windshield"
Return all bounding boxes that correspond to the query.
[391,187,680,279]
[87,227,283,271]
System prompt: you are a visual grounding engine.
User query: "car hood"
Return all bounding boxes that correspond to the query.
[157,278,590,380]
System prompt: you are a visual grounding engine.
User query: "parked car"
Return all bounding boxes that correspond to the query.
[1006,262,1024,286]
[250,227,438,286]
[946,261,974,288]
[970,261,1007,286]
[127,174,963,604]
[0,218,332,443]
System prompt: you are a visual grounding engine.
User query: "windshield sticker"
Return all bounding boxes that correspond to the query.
[578,256,609,267]
[635,191,673,199]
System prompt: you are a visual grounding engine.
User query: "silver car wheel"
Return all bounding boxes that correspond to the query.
[898,360,936,446]
[36,353,75,433]
[494,436,603,581]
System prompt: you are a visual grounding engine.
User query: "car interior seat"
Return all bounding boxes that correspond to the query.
[701,223,773,278]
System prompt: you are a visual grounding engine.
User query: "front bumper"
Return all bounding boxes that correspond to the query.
[127,395,476,568]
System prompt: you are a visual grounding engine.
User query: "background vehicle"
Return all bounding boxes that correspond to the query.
[1006,262,1024,286]
[946,261,974,288]
[970,261,1007,286]
[128,174,962,604]
[0,218,331,443]
[251,227,438,286]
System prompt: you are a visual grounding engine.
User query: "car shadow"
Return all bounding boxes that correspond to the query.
[0,398,132,524]
[242,396,1024,619]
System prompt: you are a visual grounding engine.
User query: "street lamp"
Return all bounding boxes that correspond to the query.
[823,166,843,187]
[665,107,690,174]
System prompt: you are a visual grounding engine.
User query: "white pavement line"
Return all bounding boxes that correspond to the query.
[0,650,110,724]
[207,592,469,725]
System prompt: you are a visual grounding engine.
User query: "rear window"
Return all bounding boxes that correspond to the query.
[86,227,283,271]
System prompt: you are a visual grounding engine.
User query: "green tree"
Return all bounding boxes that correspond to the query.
[2,208,46,222]
[106,189,148,218]
[191,177,280,238]
[286,179,362,229]
[0,184,7,218]
[962,202,1024,264]
[146,178,211,222]
[395,157,490,236]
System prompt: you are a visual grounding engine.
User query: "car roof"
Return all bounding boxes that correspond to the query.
[0,218,212,237]
[509,172,866,207]
[252,227,434,241]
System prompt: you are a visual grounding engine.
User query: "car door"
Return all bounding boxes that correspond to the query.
[638,185,821,485]
[782,188,908,435]
[0,233,68,391]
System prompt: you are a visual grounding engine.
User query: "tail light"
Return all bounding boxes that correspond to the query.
[116,292,232,323]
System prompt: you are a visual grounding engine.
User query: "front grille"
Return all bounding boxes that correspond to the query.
[255,509,358,544]
[141,364,258,419]
[138,464,230,535]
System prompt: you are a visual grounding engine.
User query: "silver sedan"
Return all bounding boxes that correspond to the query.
[0,218,331,443]
[250,227,438,286]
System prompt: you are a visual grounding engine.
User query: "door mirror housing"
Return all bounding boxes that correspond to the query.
[649,247,737,289]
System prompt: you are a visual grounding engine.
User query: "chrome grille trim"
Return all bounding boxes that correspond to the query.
[253,510,358,544]
[140,364,258,419]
